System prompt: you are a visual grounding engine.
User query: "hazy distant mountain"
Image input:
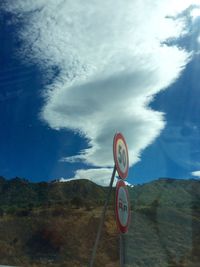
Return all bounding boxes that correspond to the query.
[127,178,200,267]
[129,177,200,208]
[0,177,199,266]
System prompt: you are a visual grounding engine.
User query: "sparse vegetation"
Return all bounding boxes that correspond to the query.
[0,177,199,266]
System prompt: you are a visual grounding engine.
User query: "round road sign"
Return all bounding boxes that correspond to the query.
[115,180,130,233]
[113,133,129,179]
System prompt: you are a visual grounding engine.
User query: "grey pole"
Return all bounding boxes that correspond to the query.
[89,165,117,267]
[120,233,124,267]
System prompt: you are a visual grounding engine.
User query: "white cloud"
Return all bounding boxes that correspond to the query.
[191,170,200,178]
[3,0,194,184]
[68,168,116,187]
[169,0,200,15]
[191,7,200,20]
[58,171,134,187]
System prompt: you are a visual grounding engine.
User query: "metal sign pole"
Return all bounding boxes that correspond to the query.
[120,233,124,267]
[89,165,117,267]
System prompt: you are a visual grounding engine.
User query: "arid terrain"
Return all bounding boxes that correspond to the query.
[0,177,199,267]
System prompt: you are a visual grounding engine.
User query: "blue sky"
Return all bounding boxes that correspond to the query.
[0,1,200,185]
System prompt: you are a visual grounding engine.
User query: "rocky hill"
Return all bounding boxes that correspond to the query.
[0,177,199,267]
[0,176,108,210]
[126,178,200,267]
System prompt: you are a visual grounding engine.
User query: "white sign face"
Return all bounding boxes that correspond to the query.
[115,180,130,233]
[116,139,128,175]
[113,133,129,179]
[118,187,129,226]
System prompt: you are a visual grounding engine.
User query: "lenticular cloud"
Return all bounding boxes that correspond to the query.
[4,1,191,173]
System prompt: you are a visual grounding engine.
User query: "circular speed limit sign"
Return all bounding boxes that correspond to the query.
[115,180,131,233]
[113,133,129,179]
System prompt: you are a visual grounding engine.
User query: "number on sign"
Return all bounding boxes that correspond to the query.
[119,198,128,212]
[113,132,129,179]
[118,145,126,168]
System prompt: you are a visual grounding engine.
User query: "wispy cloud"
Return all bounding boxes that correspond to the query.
[59,170,134,187]
[3,0,195,184]
[68,168,115,187]
[191,170,200,178]
[190,6,200,20]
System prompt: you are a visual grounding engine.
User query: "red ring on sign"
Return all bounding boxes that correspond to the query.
[113,133,129,179]
[115,180,131,233]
